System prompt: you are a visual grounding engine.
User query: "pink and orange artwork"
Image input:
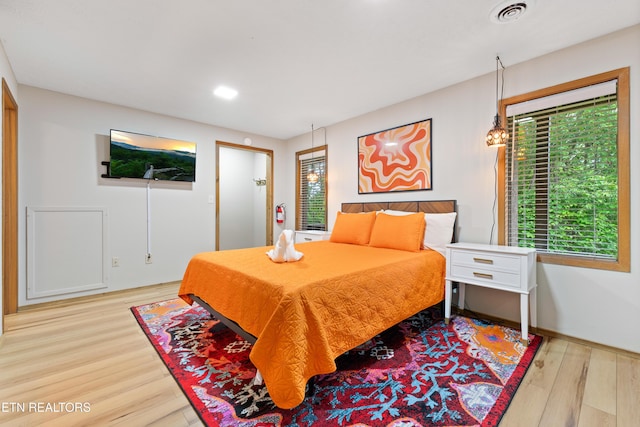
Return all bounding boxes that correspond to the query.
[358,119,432,194]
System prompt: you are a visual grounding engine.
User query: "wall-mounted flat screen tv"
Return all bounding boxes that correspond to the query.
[109,129,196,182]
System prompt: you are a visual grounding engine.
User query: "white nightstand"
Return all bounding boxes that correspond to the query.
[295,230,331,244]
[444,242,537,345]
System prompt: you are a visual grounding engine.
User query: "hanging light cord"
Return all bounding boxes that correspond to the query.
[495,56,506,121]
[489,56,505,244]
[490,148,499,245]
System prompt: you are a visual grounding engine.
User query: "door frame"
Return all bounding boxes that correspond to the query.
[3,78,18,326]
[215,141,273,250]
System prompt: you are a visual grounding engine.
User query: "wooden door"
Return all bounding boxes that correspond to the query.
[3,78,18,324]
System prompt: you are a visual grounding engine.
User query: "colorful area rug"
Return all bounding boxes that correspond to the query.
[131,299,541,427]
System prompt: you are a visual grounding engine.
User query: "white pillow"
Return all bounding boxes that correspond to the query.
[423,212,457,256]
[384,210,457,256]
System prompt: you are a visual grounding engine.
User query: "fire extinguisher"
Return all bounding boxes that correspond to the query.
[276,204,286,224]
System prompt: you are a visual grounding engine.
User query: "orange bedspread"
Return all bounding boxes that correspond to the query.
[178,240,445,409]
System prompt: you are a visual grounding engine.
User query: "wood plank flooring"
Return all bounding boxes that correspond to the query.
[0,282,638,426]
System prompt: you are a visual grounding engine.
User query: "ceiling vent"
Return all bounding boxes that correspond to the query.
[489,0,535,24]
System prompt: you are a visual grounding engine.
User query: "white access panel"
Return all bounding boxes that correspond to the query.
[27,207,109,299]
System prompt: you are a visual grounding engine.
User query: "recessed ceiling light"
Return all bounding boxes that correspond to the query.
[213,86,238,100]
[489,0,535,24]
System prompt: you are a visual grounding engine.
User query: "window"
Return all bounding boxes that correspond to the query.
[296,145,327,231]
[498,68,629,271]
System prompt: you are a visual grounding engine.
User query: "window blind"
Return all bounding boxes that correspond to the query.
[505,82,619,259]
[298,149,326,230]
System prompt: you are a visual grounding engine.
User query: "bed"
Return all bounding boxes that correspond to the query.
[178,200,457,409]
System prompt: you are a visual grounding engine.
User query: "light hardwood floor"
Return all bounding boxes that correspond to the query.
[0,283,638,426]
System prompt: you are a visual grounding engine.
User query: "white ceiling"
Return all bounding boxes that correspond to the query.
[1,0,638,140]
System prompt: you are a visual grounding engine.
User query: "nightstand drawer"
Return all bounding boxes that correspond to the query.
[451,249,521,273]
[450,265,521,290]
[295,230,330,243]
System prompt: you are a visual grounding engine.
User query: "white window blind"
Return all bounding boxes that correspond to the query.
[505,80,619,259]
[297,148,327,230]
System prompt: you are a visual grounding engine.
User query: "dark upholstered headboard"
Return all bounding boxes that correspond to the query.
[340,200,458,243]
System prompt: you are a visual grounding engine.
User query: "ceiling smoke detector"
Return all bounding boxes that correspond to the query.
[489,0,534,24]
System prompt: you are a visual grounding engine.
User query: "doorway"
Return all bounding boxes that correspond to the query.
[3,79,18,327]
[216,141,273,250]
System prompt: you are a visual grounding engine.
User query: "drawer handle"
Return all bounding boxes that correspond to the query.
[304,237,313,241]
[473,272,494,280]
[473,257,494,265]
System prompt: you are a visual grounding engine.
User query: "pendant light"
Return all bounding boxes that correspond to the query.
[486,56,508,147]
[307,124,319,183]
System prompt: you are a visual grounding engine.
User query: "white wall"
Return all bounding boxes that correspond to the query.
[252,152,268,246]
[285,25,640,353]
[219,146,255,249]
[18,86,286,306]
[218,147,269,249]
[0,40,18,337]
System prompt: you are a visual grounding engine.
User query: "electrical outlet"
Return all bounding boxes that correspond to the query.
[145,253,153,264]
[112,257,120,267]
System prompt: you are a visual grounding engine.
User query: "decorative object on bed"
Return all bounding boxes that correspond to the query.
[179,200,456,409]
[132,298,542,427]
[266,229,303,262]
[358,118,432,194]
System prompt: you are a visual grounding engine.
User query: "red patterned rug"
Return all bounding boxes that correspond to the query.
[131,298,541,427]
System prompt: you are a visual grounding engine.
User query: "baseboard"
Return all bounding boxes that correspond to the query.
[17,281,181,312]
[453,306,640,360]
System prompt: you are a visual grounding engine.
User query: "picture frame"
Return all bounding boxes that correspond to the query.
[358,118,432,194]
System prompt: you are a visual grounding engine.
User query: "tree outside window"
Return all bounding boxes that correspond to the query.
[498,68,629,271]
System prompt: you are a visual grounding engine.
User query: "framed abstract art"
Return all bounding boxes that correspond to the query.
[358,118,432,194]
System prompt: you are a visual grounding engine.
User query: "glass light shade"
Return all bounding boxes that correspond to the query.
[486,115,508,147]
[307,170,319,183]
[486,126,508,147]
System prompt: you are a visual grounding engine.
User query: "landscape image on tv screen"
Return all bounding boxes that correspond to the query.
[109,130,196,182]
